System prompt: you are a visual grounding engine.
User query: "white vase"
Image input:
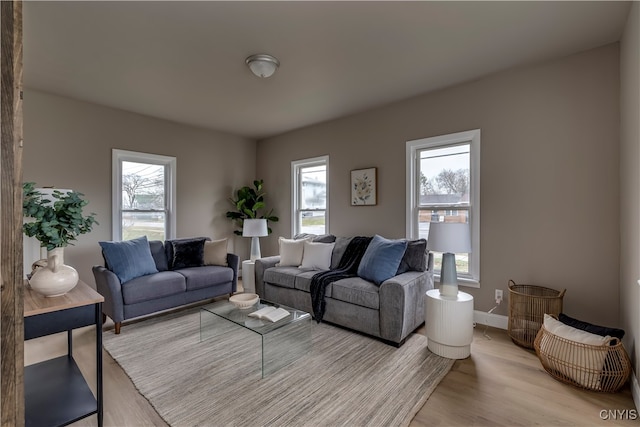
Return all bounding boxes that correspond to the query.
[28,247,79,297]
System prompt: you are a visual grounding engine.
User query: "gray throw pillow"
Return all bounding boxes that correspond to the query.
[330,236,354,269]
[396,239,427,274]
[293,233,335,243]
[312,234,336,243]
[293,233,316,240]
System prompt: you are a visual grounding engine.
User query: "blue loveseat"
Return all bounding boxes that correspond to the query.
[93,236,238,334]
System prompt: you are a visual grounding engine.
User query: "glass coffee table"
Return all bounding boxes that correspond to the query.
[200,298,311,378]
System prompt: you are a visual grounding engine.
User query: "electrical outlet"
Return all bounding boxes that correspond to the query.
[495,289,503,303]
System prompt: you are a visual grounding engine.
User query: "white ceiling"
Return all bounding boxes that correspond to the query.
[23,1,631,140]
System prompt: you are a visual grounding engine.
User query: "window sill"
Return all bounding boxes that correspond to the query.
[434,274,480,288]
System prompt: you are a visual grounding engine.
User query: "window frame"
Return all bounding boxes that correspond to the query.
[291,155,329,237]
[406,129,480,285]
[112,149,176,241]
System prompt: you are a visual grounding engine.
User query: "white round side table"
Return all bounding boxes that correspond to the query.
[425,289,474,359]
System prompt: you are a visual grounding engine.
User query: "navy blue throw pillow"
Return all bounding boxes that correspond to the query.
[558,313,625,343]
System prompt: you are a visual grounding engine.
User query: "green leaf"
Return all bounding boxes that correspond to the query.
[242,207,255,218]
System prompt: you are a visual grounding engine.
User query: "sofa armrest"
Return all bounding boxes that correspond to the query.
[378,271,429,343]
[255,256,280,297]
[226,253,239,293]
[92,265,125,323]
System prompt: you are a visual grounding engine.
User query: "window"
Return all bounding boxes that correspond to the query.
[112,149,176,241]
[406,129,480,284]
[292,156,328,236]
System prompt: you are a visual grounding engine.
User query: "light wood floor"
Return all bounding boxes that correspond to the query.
[25,287,638,426]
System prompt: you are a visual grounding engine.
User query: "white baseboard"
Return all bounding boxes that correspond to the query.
[632,371,640,411]
[474,310,508,330]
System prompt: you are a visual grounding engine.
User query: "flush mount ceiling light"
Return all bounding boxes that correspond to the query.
[245,54,280,78]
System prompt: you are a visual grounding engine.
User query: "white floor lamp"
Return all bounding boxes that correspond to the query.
[427,222,471,297]
[243,218,268,261]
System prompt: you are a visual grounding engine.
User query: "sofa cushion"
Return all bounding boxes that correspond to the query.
[176,265,234,291]
[264,266,303,289]
[148,240,169,271]
[99,236,159,284]
[300,241,335,270]
[203,239,228,266]
[121,270,186,305]
[357,235,408,285]
[396,239,427,274]
[331,236,354,269]
[294,270,333,297]
[331,277,380,310]
[170,238,206,269]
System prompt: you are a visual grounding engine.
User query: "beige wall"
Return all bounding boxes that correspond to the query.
[23,89,256,286]
[620,1,640,400]
[257,44,621,325]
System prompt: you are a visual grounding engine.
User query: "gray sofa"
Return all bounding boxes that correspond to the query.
[255,236,433,345]
[93,237,238,334]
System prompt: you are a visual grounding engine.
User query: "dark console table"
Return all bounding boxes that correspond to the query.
[24,280,104,427]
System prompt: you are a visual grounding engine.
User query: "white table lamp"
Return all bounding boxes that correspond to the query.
[427,222,471,298]
[243,219,268,261]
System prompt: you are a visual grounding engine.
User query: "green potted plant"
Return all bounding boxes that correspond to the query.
[23,182,98,296]
[226,179,278,235]
[23,182,98,250]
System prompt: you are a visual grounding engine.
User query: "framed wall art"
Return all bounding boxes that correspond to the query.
[351,167,377,206]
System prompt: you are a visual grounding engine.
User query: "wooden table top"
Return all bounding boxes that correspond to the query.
[24,280,104,317]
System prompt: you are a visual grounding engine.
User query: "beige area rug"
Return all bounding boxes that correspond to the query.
[103,308,454,427]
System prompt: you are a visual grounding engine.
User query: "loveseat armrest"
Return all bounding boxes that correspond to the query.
[379,271,429,344]
[255,256,281,297]
[226,253,239,293]
[92,265,125,324]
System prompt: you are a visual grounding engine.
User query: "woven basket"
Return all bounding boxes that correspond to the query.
[534,323,631,392]
[508,280,565,349]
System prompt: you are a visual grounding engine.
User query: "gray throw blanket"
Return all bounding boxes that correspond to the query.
[310,236,372,322]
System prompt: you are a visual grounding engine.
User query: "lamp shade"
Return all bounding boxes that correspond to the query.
[245,54,280,78]
[427,222,471,254]
[242,218,268,237]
